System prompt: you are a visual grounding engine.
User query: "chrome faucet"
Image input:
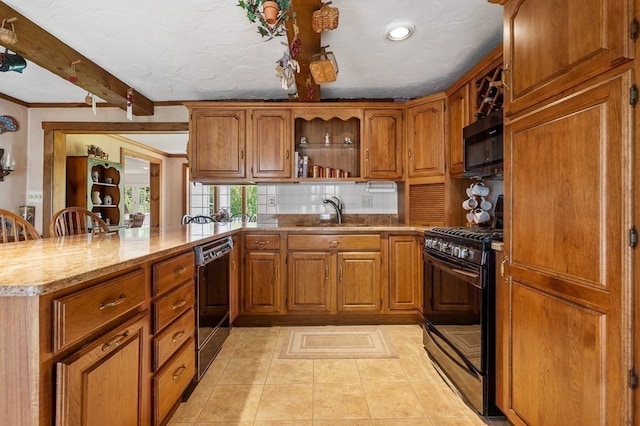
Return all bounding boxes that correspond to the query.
[322,196,343,224]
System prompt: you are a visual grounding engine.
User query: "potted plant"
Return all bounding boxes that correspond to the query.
[237,0,291,40]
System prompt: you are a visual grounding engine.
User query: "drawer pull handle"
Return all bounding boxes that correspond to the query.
[328,240,341,248]
[99,294,126,310]
[172,299,187,310]
[102,331,129,352]
[255,240,268,245]
[172,266,187,276]
[325,264,329,281]
[172,364,187,381]
[339,265,343,281]
[171,329,186,343]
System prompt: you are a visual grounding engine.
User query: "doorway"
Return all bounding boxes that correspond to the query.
[43,122,188,236]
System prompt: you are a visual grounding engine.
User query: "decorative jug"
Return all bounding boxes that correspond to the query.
[92,191,102,205]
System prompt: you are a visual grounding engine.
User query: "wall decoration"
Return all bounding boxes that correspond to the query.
[0,115,18,133]
[19,206,35,225]
[237,0,291,40]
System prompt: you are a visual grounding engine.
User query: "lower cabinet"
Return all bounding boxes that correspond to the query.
[336,252,381,312]
[287,234,382,314]
[287,251,334,312]
[243,233,284,314]
[388,235,422,311]
[229,235,240,323]
[56,312,148,426]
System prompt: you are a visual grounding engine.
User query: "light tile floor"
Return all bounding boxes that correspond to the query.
[168,325,509,426]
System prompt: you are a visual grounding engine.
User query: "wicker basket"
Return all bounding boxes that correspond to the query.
[312,3,339,33]
[310,51,338,84]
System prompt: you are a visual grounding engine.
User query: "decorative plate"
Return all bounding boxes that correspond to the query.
[0,115,18,133]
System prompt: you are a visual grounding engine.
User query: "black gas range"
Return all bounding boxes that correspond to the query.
[422,226,503,417]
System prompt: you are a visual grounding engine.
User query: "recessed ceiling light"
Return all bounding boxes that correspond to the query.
[385,22,415,41]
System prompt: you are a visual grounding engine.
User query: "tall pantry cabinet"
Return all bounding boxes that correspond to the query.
[499,0,636,424]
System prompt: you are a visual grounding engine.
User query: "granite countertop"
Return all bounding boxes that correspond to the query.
[0,223,426,296]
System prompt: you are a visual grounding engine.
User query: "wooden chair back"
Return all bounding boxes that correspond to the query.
[0,208,41,243]
[49,207,111,237]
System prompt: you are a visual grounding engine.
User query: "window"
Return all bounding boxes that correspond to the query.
[189,184,257,220]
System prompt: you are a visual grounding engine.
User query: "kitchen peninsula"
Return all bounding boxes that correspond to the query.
[0,222,425,425]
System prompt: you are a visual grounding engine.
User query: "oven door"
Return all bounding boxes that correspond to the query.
[422,249,491,415]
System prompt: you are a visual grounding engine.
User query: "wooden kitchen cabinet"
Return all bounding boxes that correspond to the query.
[188,108,246,180]
[287,233,382,314]
[503,70,632,426]
[388,235,422,311]
[229,235,240,324]
[150,250,196,425]
[503,0,634,115]
[363,109,404,180]
[56,312,148,426]
[406,97,445,178]
[243,234,283,314]
[251,109,292,179]
[336,252,381,312]
[287,251,334,312]
[446,83,470,177]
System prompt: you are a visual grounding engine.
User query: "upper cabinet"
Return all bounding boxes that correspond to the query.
[503,0,634,115]
[447,83,471,177]
[406,97,446,178]
[293,108,362,180]
[188,108,246,181]
[251,109,291,179]
[362,109,404,180]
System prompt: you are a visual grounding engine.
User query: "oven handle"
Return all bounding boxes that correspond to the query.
[424,251,482,289]
[424,323,481,377]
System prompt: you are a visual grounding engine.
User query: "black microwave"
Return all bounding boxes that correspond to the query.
[462,109,504,178]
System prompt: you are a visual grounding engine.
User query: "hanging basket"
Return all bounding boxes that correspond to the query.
[309,49,338,84]
[312,2,339,33]
[0,19,17,45]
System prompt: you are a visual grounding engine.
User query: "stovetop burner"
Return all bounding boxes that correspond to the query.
[428,226,503,242]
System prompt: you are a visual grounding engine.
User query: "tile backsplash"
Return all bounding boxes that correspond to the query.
[257,183,397,219]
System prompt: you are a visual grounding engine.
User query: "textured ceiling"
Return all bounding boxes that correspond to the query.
[0,0,503,104]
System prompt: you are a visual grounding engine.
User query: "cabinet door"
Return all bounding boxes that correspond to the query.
[243,251,282,314]
[503,0,633,114]
[388,236,421,310]
[252,109,292,178]
[287,252,334,313]
[337,252,381,312]
[447,83,470,177]
[189,109,246,179]
[229,236,240,323]
[56,313,147,426]
[363,109,403,179]
[504,73,631,425]
[406,100,445,177]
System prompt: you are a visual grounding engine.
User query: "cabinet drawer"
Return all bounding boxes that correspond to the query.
[288,234,381,251]
[153,308,195,371]
[153,282,194,333]
[53,269,146,353]
[153,337,196,425]
[153,251,195,296]
[244,234,280,250]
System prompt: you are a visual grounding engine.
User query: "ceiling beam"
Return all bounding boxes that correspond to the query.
[0,1,154,116]
[286,0,321,101]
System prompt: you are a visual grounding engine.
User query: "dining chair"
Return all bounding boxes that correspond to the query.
[0,208,41,243]
[49,207,111,237]
[184,215,215,224]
